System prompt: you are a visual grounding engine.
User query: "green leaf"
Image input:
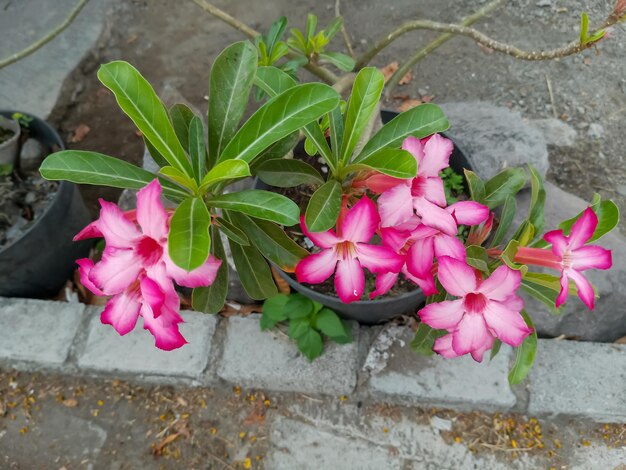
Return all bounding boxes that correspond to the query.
[192,225,229,314]
[328,105,344,165]
[189,116,206,184]
[40,151,190,202]
[260,293,289,329]
[524,272,577,295]
[323,16,343,40]
[266,17,288,52]
[159,166,198,192]
[305,180,342,232]
[466,245,489,273]
[218,83,339,164]
[208,41,258,165]
[483,168,527,209]
[344,148,417,179]
[285,293,314,320]
[508,311,537,385]
[214,216,249,246]
[249,132,299,172]
[528,164,546,237]
[255,66,297,96]
[354,104,449,163]
[340,67,384,164]
[169,103,195,153]
[319,52,355,72]
[500,239,528,276]
[410,322,447,356]
[490,195,516,247]
[256,159,324,187]
[464,169,485,202]
[144,138,169,168]
[580,12,589,45]
[168,197,211,271]
[226,212,307,271]
[315,308,349,339]
[228,239,277,300]
[302,120,335,171]
[97,61,193,177]
[289,318,311,339]
[297,328,323,361]
[558,199,620,243]
[208,190,299,226]
[514,220,536,247]
[520,279,560,314]
[490,339,502,360]
[198,160,251,193]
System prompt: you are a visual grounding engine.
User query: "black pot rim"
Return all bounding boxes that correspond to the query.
[0,110,68,255]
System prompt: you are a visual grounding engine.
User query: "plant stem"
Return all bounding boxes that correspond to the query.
[385,0,503,95]
[335,0,356,59]
[0,0,89,70]
[191,0,339,84]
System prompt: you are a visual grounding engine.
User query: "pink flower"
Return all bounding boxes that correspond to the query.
[295,196,404,303]
[515,207,612,310]
[418,256,532,362]
[377,134,458,234]
[75,180,222,350]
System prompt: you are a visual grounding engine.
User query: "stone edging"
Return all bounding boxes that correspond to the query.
[1,296,625,423]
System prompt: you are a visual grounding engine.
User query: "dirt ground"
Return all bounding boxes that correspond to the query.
[46,0,626,228]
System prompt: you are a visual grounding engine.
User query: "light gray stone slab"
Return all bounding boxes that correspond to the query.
[217,315,359,395]
[528,339,626,422]
[77,308,217,379]
[367,329,516,410]
[0,298,84,366]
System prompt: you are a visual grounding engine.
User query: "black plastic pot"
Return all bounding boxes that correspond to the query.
[256,110,473,324]
[0,111,92,298]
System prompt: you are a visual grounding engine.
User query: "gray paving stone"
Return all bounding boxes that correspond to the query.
[366,329,516,410]
[0,298,84,366]
[528,339,626,422]
[77,308,217,380]
[217,315,359,395]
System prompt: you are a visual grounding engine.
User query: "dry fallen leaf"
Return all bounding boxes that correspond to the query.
[153,433,180,455]
[398,71,413,85]
[126,33,139,44]
[70,124,91,143]
[219,302,262,318]
[614,336,626,344]
[397,99,423,112]
[243,403,267,426]
[62,398,78,408]
[272,266,291,295]
[380,61,399,82]
[421,95,435,103]
[478,43,494,55]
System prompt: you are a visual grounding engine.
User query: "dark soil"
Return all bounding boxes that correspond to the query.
[0,126,15,144]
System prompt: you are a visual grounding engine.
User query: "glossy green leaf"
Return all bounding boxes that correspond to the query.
[520,279,560,314]
[508,311,537,385]
[168,197,211,271]
[189,116,206,184]
[192,225,229,314]
[323,16,343,39]
[297,328,323,361]
[208,41,258,165]
[40,151,190,202]
[328,105,344,165]
[344,148,417,179]
[524,272,577,295]
[214,216,249,245]
[319,52,355,71]
[464,169,485,202]
[500,239,528,275]
[490,195,516,247]
[340,67,384,164]
[144,138,168,168]
[528,164,545,236]
[226,212,308,271]
[159,166,198,192]
[169,103,195,153]
[249,132,300,172]
[218,83,339,164]
[490,339,502,360]
[355,104,449,163]
[315,308,349,339]
[410,322,447,356]
[208,190,299,226]
[260,293,289,330]
[228,239,277,300]
[257,159,324,187]
[466,245,489,273]
[558,199,620,243]
[305,180,342,232]
[306,14,317,41]
[198,160,251,193]
[580,12,589,45]
[97,61,193,176]
[483,168,527,209]
[289,318,311,339]
[285,293,314,320]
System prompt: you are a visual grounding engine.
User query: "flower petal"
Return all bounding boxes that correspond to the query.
[543,230,569,257]
[566,268,596,310]
[377,184,414,228]
[478,265,521,301]
[433,233,466,260]
[402,136,425,165]
[369,271,398,299]
[568,207,597,250]
[100,289,141,336]
[164,251,222,288]
[406,237,434,279]
[556,271,569,308]
[451,313,493,362]
[334,256,365,303]
[483,300,532,347]
[141,304,187,351]
[411,176,447,207]
[380,227,411,252]
[341,195,380,243]
[358,173,406,194]
[570,245,612,271]
[403,266,438,296]
[76,258,104,296]
[136,180,169,240]
[89,248,143,295]
[300,215,339,248]
[419,134,453,177]
[73,221,102,241]
[446,201,490,226]
[356,243,404,274]
[433,334,460,358]
[418,299,465,330]
[413,196,457,235]
[436,256,477,297]
[140,276,165,318]
[97,199,141,248]
[295,248,337,284]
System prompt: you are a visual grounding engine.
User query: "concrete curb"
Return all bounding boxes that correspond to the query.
[1,297,625,423]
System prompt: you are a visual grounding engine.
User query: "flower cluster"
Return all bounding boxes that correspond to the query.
[75,180,222,350]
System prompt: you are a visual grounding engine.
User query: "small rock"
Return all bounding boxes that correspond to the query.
[19,138,47,172]
[24,192,36,204]
[430,416,453,432]
[530,118,577,147]
[587,123,605,139]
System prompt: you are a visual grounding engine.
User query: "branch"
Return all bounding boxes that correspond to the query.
[386,0,503,95]
[357,6,623,70]
[191,0,339,84]
[0,0,89,70]
[335,0,356,59]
